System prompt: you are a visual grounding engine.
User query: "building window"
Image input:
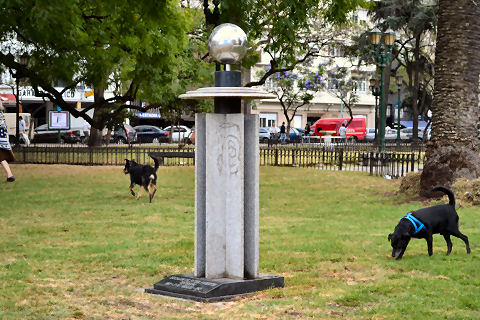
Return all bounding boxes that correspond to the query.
[352,80,367,93]
[260,113,277,128]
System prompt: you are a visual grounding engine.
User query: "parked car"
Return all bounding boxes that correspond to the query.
[111,123,137,144]
[295,128,305,136]
[385,128,398,141]
[365,128,401,141]
[265,126,302,142]
[164,125,192,143]
[400,127,429,141]
[134,125,169,143]
[265,127,280,139]
[285,127,302,142]
[259,127,270,143]
[32,124,83,144]
[365,128,376,141]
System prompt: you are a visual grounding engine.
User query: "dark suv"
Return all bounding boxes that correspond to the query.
[133,125,169,143]
[32,124,83,144]
[111,123,137,144]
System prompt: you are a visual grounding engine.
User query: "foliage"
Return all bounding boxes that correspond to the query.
[322,64,364,125]
[1,164,479,318]
[202,0,371,87]
[260,67,324,136]
[0,0,193,145]
[155,4,214,129]
[369,0,438,138]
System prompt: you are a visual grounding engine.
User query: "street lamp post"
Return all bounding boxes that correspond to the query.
[12,55,29,147]
[14,76,20,146]
[369,28,395,153]
[395,74,403,145]
[369,78,381,141]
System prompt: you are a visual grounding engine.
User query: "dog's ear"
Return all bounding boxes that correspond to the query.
[388,234,393,242]
[402,232,410,239]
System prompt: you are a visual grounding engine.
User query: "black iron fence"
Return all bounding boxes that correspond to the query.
[13,145,195,167]
[13,143,425,178]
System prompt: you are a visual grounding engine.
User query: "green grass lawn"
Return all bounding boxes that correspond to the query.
[0,164,478,319]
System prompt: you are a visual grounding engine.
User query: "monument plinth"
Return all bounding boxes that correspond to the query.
[145,23,283,302]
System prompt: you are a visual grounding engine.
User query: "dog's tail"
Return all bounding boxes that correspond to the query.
[152,156,159,171]
[432,186,455,206]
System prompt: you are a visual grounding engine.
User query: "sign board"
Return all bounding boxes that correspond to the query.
[137,112,161,119]
[49,111,70,130]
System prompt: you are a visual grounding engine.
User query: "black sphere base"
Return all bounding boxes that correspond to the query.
[145,273,284,302]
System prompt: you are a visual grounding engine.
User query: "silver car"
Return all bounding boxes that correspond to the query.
[259,127,270,143]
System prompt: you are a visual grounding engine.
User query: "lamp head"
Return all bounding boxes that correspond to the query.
[384,29,396,46]
[369,28,382,45]
[396,74,403,86]
[208,23,248,65]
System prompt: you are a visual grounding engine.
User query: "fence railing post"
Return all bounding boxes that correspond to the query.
[410,153,415,172]
[369,152,374,175]
[338,149,343,171]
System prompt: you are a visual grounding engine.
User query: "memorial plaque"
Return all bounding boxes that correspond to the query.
[154,275,220,295]
[145,273,284,302]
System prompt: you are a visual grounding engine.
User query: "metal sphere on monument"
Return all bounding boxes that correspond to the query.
[208,23,248,64]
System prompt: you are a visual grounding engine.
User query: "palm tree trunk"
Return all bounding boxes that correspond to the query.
[420,0,480,197]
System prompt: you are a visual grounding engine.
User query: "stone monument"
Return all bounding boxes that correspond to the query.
[145,23,284,302]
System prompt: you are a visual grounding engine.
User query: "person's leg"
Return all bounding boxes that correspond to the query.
[1,160,14,181]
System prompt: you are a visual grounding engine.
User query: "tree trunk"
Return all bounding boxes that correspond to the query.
[87,86,106,147]
[420,0,480,197]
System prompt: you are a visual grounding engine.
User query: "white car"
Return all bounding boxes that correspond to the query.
[400,127,429,141]
[365,128,399,141]
[163,125,192,143]
[259,127,270,143]
[365,128,375,141]
[385,128,398,141]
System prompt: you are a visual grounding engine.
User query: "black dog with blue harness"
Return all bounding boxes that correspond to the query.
[388,186,470,260]
[402,213,426,235]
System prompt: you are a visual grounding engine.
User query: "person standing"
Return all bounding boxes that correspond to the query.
[304,123,311,143]
[82,122,91,143]
[339,123,347,143]
[18,116,30,146]
[0,103,15,182]
[305,123,310,136]
[280,122,286,145]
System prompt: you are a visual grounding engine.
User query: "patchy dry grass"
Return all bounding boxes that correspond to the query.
[0,164,479,319]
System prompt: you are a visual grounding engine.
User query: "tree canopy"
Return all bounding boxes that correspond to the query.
[0,0,201,144]
[202,0,371,87]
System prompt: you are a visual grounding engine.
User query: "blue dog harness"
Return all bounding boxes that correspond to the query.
[402,213,426,234]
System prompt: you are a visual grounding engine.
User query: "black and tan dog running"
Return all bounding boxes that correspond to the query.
[388,186,471,260]
[123,157,159,203]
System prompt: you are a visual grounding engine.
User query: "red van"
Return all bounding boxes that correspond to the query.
[311,117,366,141]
